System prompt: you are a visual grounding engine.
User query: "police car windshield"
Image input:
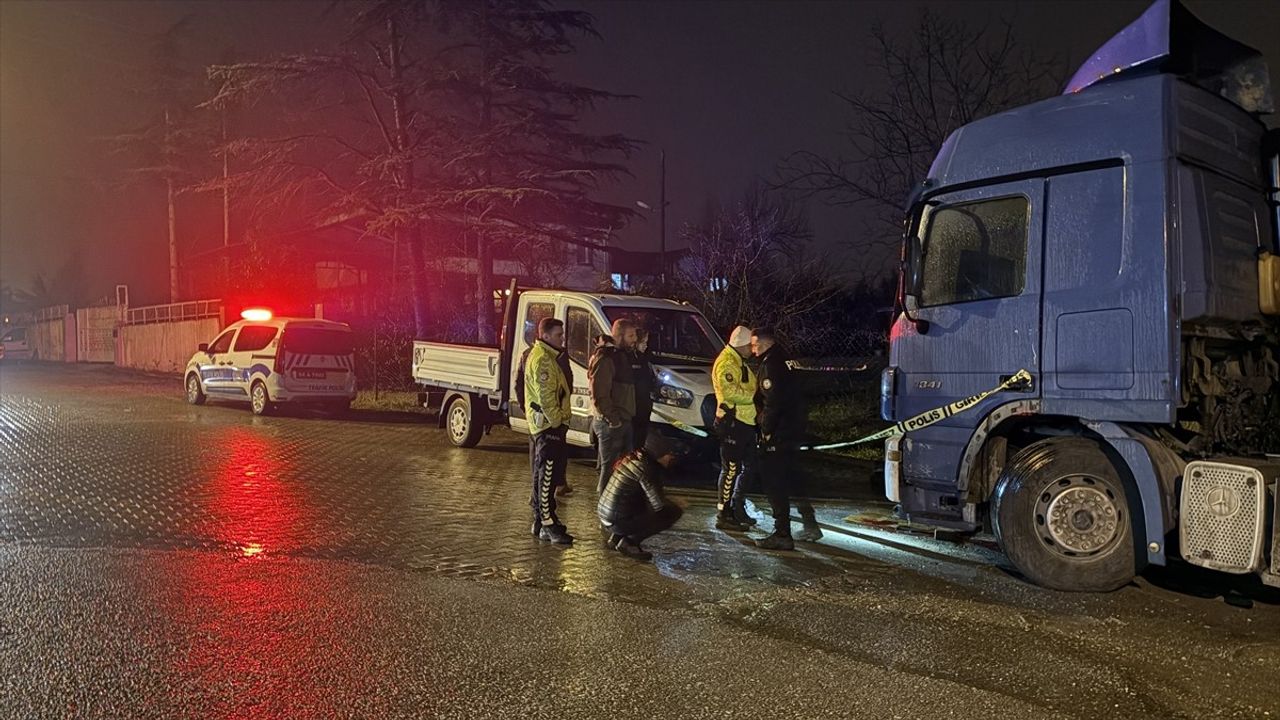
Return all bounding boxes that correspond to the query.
[282,328,354,355]
[603,308,721,362]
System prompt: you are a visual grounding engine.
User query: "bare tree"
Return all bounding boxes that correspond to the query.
[774,11,1063,263]
[675,186,838,350]
[206,2,446,337]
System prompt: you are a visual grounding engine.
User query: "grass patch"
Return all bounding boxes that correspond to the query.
[807,385,886,461]
[352,390,422,413]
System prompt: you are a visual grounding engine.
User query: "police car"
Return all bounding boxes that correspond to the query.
[184,309,357,416]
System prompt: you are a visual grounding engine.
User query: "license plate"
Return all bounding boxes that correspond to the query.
[294,369,327,380]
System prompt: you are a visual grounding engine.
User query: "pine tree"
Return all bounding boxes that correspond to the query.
[430,0,638,341]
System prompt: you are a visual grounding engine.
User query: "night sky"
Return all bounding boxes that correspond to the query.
[2,0,1277,305]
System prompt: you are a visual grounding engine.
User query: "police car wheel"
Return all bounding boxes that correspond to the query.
[446,395,483,448]
[185,373,206,405]
[250,381,273,416]
[991,437,1141,592]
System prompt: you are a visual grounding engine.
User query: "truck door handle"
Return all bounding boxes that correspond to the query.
[1001,373,1035,392]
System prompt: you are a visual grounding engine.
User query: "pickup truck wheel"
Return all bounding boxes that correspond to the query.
[185,373,207,405]
[446,395,484,448]
[991,437,1140,592]
[250,381,273,416]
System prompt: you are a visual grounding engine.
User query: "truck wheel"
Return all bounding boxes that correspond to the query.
[250,381,274,416]
[185,373,207,405]
[991,437,1140,592]
[446,395,483,448]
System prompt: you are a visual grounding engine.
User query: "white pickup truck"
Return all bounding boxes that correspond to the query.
[412,287,724,448]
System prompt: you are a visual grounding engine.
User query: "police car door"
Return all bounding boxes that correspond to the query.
[892,180,1044,492]
[200,328,240,396]
[564,302,603,446]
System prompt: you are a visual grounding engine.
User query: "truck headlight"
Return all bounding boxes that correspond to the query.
[656,384,693,408]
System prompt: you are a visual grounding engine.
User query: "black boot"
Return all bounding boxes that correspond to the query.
[756,532,795,551]
[538,525,574,545]
[715,510,745,531]
[732,501,758,527]
[614,537,652,561]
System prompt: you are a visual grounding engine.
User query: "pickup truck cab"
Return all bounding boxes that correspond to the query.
[413,287,722,448]
[185,310,357,416]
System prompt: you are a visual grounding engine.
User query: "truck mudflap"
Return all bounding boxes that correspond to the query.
[1083,421,1185,566]
[1180,458,1279,577]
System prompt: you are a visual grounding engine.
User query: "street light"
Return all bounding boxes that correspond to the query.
[636,150,669,288]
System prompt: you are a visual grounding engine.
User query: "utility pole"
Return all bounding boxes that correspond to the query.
[165,107,179,303]
[659,149,667,289]
[221,106,231,289]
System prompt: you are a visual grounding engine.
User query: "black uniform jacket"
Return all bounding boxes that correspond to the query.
[755,344,806,445]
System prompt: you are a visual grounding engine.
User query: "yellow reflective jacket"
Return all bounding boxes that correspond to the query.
[712,345,757,426]
[524,339,571,435]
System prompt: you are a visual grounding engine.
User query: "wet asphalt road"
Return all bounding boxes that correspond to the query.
[0,363,1277,719]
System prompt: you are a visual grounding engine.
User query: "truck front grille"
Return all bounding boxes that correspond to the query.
[1180,460,1269,574]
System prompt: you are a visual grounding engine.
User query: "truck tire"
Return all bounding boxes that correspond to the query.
[185,373,207,405]
[446,395,484,448]
[991,437,1141,592]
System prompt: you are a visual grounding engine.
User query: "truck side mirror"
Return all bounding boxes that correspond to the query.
[198,343,209,353]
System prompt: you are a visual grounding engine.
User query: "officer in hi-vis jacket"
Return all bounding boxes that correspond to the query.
[712,325,759,530]
[525,317,574,544]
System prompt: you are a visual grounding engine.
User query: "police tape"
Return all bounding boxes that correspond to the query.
[651,369,1031,448]
[651,408,711,437]
[784,360,870,373]
[792,369,1033,452]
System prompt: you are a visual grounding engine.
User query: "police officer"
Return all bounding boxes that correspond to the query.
[525,317,573,544]
[752,327,822,550]
[712,324,759,529]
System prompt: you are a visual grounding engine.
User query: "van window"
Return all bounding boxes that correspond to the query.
[234,325,278,353]
[566,306,603,366]
[523,302,556,346]
[208,330,236,355]
[921,196,1029,307]
[1,328,25,342]
[282,328,354,355]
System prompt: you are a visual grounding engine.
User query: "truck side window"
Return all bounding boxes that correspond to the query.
[566,306,602,366]
[921,196,1029,307]
[233,326,278,353]
[208,330,236,355]
[523,302,556,347]
[2,328,24,342]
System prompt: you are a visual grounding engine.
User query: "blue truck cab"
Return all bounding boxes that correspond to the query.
[882,0,1280,591]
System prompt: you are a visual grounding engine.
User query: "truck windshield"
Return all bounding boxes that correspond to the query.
[603,308,721,362]
[282,328,354,355]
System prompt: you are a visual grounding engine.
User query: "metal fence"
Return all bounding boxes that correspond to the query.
[124,299,222,326]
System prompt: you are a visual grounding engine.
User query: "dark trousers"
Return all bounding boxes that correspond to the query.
[759,446,816,537]
[594,416,634,493]
[531,427,568,528]
[606,503,683,544]
[716,419,756,513]
[632,407,652,450]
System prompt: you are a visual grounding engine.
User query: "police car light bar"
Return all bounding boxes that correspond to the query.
[240,308,273,322]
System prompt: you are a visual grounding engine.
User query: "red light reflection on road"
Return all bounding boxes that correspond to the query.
[199,426,311,557]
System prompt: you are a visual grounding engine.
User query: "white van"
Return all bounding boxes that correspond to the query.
[185,310,357,415]
[412,287,721,448]
[0,326,33,362]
